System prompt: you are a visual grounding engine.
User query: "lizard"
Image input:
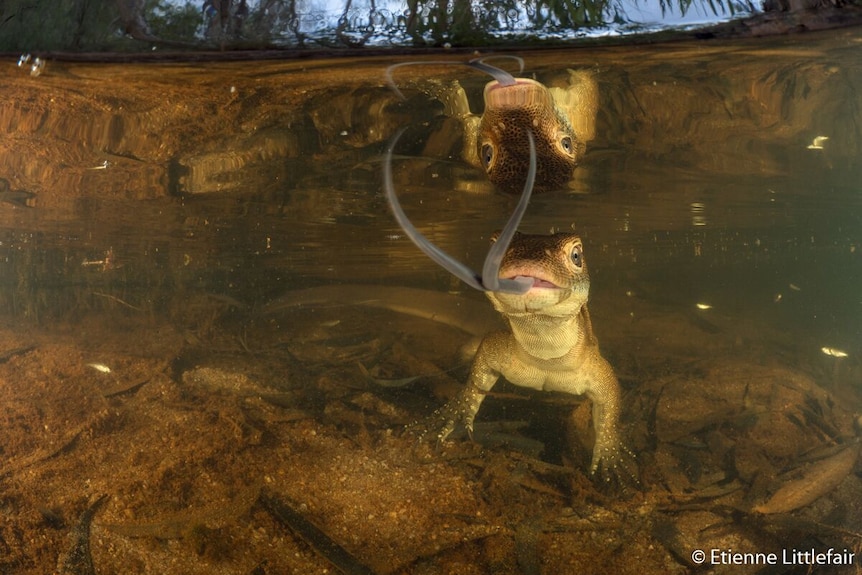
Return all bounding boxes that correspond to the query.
[428,230,627,481]
[383,129,633,485]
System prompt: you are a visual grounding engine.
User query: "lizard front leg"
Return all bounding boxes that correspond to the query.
[418,79,481,169]
[412,333,506,443]
[582,355,637,486]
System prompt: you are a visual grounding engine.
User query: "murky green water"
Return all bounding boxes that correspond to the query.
[4,35,859,348]
[0,29,860,575]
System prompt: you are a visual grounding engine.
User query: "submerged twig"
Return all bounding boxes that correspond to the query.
[102,377,151,398]
[0,424,88,479]
[0,344,36,364]
[58,494,108,575]
[92,292,143,311]
[753,442,860,514]
[260,491,377,575]
[103,484,261,539]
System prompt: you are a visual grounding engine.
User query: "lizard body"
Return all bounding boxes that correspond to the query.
[427,232,626,481]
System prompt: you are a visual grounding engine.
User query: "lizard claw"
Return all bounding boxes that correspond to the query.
[590,443,640,493]
[405,388,481,447]
[434,412,458,444]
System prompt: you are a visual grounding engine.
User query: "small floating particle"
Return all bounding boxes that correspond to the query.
[29,57,45,77]
[774,293,782,303]
[789,283,801,291]
[821,347,848,358]
[695,303,712,310]
[87,363,112,373]
[807,136,829,150]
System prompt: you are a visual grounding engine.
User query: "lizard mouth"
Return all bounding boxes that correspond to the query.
[509,275,559,289]
[485,79,552,109]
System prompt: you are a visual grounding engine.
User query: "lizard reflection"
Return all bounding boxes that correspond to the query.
[387,57,597,193]
[383,129,633,486]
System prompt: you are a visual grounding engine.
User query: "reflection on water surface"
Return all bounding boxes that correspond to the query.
[0,29,860,574]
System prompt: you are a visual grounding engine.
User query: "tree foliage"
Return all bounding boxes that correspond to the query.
[0,0,745,52]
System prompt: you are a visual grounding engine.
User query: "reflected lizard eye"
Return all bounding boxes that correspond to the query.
[481,143,494,170]
[560,136,573,154]
[570,245,583,268]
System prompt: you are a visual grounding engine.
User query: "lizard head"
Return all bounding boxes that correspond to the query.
[485,231,589,315]
[478,79,583,194]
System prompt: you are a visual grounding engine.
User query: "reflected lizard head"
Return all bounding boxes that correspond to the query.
[479,78,582,194]
[386,57,596,194]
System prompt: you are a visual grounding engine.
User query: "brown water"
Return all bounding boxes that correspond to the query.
[0,30,860,574]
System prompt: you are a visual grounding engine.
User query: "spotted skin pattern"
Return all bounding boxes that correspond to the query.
[437,70,597,193]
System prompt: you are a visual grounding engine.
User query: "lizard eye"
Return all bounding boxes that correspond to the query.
[570,244,583,268]
[560,136,573,155]
[481,143,494,170]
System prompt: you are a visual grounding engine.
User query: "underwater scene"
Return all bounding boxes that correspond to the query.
[0,26,861,575]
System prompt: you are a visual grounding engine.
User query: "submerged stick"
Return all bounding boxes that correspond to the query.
[260,492,377,575]
[261,285,502,337]
[58,494,108,575]
[752,443,860,514]
[383,128,536,294]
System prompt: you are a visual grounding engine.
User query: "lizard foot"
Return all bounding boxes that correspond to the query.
[590,443,640,494]
[404,386,484,445]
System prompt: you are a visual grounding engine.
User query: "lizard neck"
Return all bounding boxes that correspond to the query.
[502,306,592,360]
